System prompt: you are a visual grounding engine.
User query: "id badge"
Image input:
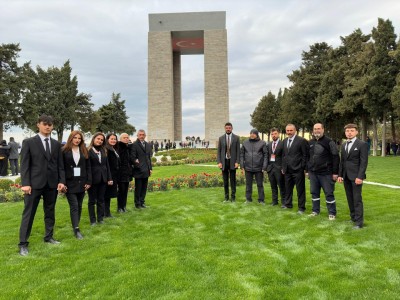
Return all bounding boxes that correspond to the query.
[270,154,276,162]
[74,167,81,177]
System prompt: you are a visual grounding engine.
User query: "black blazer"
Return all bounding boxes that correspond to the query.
[20,135,66,189]
[282,135,309,173]
[130,140,152,179]
[339,138,368,181]
[266,139,284,173]
[63,150,92,193]
[88,148,112,185]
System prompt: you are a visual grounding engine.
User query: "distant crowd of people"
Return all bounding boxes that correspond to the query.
[217,122,369,232]
[17,115,152,256]
[149,138,210,153]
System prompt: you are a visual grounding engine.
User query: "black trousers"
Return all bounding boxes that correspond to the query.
[88,183,106,223]
[284,171,306,211]
[117,181,129,210]
[0,158,8,176]
[267,166,285,204]
[222,160,237,199]
[134,177,148,207]
[245,171,265,202]
[343,177,364,226]
[9,159,19,175]
[19,186,58,246]
[66,192,85,229]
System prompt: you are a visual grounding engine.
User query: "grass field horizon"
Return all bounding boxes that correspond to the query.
[1,156,399,299]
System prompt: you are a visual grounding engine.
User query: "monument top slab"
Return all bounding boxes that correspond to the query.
[149,11,226,32]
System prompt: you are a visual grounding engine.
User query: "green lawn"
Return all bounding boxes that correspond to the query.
[1,157,399,299]
[365,155,400,186]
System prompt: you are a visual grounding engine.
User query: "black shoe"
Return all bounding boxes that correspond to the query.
[19,246,28,256]
[258,201,265,205]
[118,208,124,213]
[270,202,278,206]
[140,204,148,208]
[135,205,141,209]
[104,214,114,218]
[45,238,61,244]
[231,196,236,202]
[353,225,363,230]
[98,220,104,224]
[74,229,83,240]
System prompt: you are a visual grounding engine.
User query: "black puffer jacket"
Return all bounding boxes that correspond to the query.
[240,138,268,172]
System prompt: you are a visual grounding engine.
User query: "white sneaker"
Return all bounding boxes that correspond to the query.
[329,215,336,220]
[308,212,319,217]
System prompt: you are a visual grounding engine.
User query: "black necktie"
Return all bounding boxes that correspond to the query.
[287,139,292,149]
[227,135,231,159]
[44,138,51,160]
[142,142,145,149]
[272,142,276,152]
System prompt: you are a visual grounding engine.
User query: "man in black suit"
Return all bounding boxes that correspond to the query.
[217,122,240,202]
[338,123,368,229]
[130,129,152,209]
[18,115,66,256]
[282,124,308,213]
[266,128,285,206]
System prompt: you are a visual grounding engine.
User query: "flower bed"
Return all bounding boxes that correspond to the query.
[0,179,24,203]
[128,171,268,192]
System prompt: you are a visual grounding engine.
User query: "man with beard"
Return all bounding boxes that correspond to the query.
[281,124,308,213]
[266,128,285,206]
[217,122,240,202]
[307,123,339,220]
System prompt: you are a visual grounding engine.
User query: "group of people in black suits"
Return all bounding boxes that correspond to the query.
[218,122,368,230]
[18,115,152,256]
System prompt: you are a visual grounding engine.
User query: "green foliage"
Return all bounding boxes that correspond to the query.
[96,93,135,135]
[20,60,94,141]
[0,43,30,140]
[160,155,168,162]
[0,178,13,191]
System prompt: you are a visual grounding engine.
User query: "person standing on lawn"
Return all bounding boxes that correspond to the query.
[217,122,240,202]
[87,133,113,225]
[62,130,92,239]
[104,133,120,217]
[240,129,268,204]
[281,124,308,214]
[306,123,339,220]
[116,133,133,213]
[338,123,368,229]
[18,114,66,256]
[130,129,152,209]
[266,128,285,206]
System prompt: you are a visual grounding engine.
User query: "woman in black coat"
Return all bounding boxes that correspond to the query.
[104,133,119,217]
[0,140,10,176]
[116,133,133,213]
[87,133,113,225]
[62,131,92,239]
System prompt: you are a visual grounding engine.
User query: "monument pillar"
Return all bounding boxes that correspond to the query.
[148,11,229,145]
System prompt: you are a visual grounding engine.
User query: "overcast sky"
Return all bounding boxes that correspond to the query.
[2,0,400,141]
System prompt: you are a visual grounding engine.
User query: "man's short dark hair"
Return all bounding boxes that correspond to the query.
[225,122,233,127]
[344,123,358,130]
[38,114,54,125]
[270,127,280,133]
